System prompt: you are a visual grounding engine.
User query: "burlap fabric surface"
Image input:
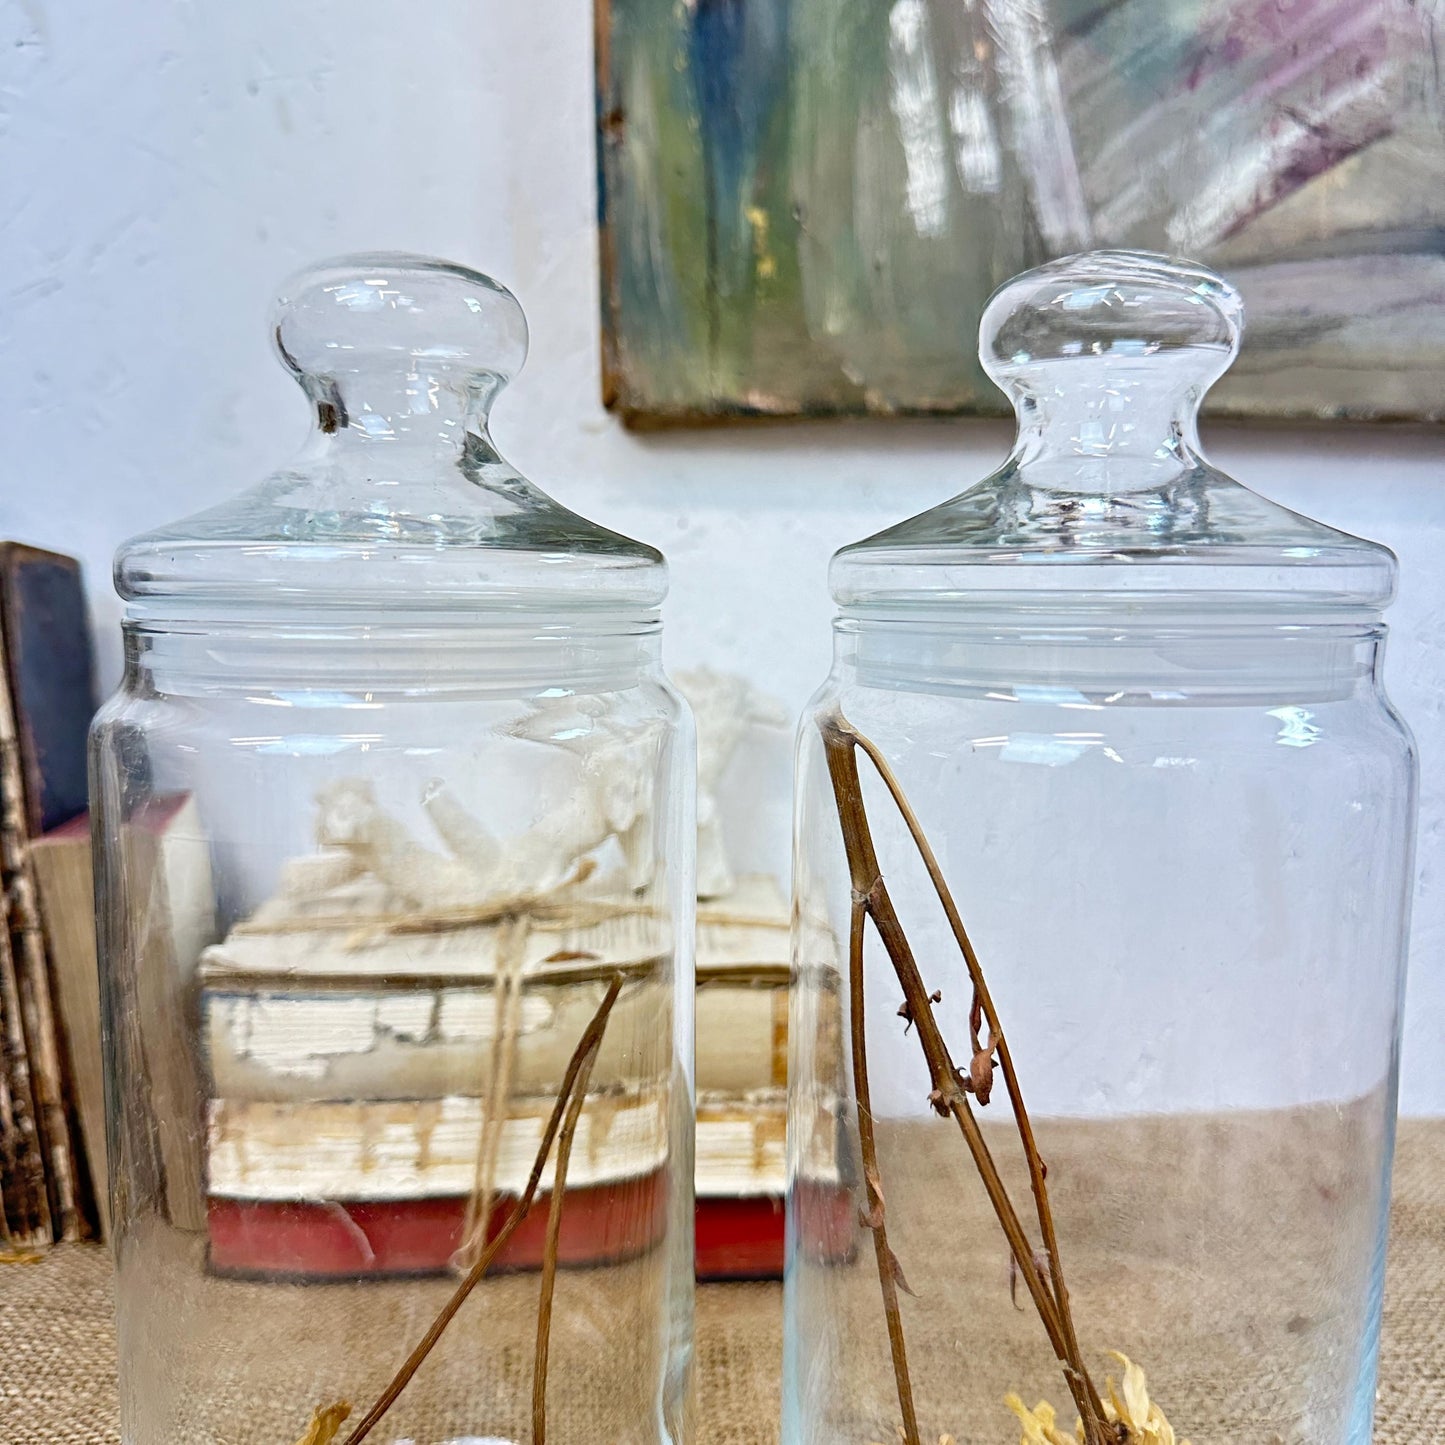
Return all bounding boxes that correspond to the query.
[3,1119,1441,1444]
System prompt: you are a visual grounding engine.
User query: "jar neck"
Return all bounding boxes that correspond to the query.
[121,615,665,700]
[1006,375,1201,494]
[299,362,503,453]
[832,615,1388,706]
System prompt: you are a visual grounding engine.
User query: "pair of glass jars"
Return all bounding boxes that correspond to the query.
[92,252,1415,1445]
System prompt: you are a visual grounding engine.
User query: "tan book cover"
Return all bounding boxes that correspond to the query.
[106,796,217,1234]
[30,816,107,1236]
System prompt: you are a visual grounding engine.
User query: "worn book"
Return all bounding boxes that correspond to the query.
[198,874,804,1102]
[0,902,49,1245]
[134,795,217,1233]
[194,867,845,1279]
[30,815,107,1236]
[203,1085,845,1278]
[0,543,98,1242]
[695,1088,854,1280]
[208,1088,821,1203]
[0,643,81,1239]
[97,795,217,1235]
[696,880,847,1278]
[0,544,96,837]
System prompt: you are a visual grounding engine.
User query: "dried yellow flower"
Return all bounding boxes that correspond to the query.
[1004,1394,1076,1445]
[1098,1352,1190,1445]
[1004,1354,1190,1445]
[291,1400,351,1445]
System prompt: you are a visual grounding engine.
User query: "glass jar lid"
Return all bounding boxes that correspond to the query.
[117,254,665,621]
[832,251,1396,623]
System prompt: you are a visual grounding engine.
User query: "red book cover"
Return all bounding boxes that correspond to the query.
[208,1179,855,1282]
[208,1171,669,1280]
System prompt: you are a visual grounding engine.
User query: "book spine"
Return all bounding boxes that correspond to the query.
[0,661,78,1239]
[0,915,49,1244]
[4,870,79,1239]
[31,828,109,1237]
[0,544,95,837]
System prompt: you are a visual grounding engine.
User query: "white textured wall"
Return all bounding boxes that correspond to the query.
[3,0,1442,1109]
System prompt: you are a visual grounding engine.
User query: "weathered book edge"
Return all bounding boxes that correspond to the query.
[128,796,214,1233]
[0,639,80,1239]
[0,542,96,837]
[0,890,49,1244]
[31,816,108,1237]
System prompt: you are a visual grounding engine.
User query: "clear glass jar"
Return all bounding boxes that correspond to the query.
[785,252,1416,1445]
[90,255,695,1445]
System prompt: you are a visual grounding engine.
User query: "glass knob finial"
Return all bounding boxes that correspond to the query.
[980,249,1243,402]
[271,253,529,422]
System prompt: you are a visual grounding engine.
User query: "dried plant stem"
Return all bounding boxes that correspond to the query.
[820,715,1107,1445]
[847,897,922,1445]
[339,974,624,1445]
[531,1004,603,1445]
[844,722,1106,1436]
[459,916,530,1267]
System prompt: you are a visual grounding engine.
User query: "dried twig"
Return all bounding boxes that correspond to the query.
[530,1005,603,1445]
[844,721,1106,1436]
[336,974,625,1445]
[820,714,1107,1445]
[848,897,922,1445]
[458,915,530,1267]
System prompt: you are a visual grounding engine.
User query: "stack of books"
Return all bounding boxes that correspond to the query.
[199,887,676,1277]
[4,549,848,1277]
[0,544,99,1247]
[196,871,846,1280]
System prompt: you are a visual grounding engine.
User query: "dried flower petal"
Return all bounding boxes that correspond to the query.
[1108,1352,1151,1432]
[292,1400,351,1445]
[887,1246,917,1298]
[1007,1353,1189,1445]
[969,1046,996,1105]
[1004,1393,1075,1445]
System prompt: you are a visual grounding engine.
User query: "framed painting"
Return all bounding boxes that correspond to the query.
[596,0,1445,426]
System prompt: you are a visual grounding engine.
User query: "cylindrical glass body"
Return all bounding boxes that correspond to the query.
[787,619,1414,1445]
[91,256,695,1445]
[784,253,1417,1445]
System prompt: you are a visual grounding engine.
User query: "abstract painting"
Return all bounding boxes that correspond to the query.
[596,0,1445,425]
